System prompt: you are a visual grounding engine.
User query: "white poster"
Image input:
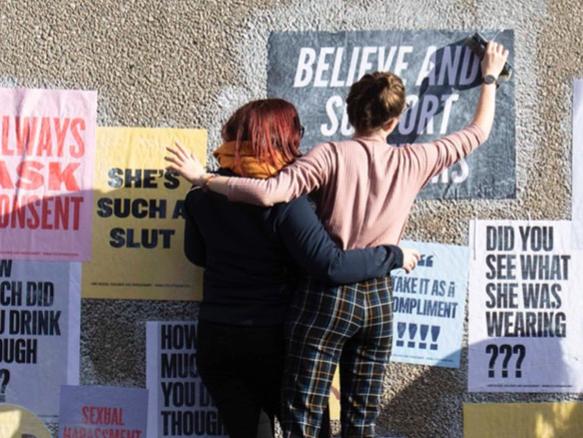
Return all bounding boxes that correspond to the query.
[0,259,80,418]
[468,220,583,392]
[146,321,227,438]
[390,240,468,368]
[573,80,583,249]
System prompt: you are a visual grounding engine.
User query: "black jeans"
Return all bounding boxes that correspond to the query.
[196,320,331,438]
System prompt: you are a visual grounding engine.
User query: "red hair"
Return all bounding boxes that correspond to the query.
[221,99,302,172]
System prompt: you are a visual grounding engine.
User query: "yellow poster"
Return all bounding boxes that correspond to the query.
[82,127,207,300]
[464,402,583,438]
[0,404,51,438]
[330,369,340,420]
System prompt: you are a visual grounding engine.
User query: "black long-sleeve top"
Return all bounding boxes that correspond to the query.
[184,171,403,326]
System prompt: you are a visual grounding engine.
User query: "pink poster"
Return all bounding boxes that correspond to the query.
[0,88,96,261]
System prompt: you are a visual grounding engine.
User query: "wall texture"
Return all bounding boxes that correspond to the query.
[1,0,582,436]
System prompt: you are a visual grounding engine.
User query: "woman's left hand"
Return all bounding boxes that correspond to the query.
[165,142,208,185]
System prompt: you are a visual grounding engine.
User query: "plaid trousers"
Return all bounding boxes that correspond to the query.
[281,276,393,438]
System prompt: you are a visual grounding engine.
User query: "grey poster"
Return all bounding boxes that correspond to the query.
[0,259,80,419]
[267,30,515,200]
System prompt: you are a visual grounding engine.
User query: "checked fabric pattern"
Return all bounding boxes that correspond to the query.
[281,276,393,438]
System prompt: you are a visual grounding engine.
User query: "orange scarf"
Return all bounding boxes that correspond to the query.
[213,141,288,179]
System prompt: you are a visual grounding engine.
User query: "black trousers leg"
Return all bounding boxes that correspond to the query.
[196,320,285,438]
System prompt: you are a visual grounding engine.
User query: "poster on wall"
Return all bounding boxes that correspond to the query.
[468,220,583,392]
[329,370,340,421]
[146,321,227,438]
[59,385,148,438]
[0,404,51,438]
[0,259,80,418]
[390,240,469,368]
[464,402,583,438]
[573,80,583,249]
[267,30,515,199]
[0,88,97,261]
[82,127,207,301]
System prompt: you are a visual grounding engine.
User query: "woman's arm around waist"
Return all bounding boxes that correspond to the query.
[271,197,404,284]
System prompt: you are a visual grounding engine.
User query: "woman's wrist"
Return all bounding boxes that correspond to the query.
[193,173,213,186]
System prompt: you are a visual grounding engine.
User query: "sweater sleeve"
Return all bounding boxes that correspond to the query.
[225,143,336,207]
[275,198,403,285]
[400,123,487,189]
[183,189,206,267]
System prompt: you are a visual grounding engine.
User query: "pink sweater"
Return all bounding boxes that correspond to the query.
[225,124,487,249]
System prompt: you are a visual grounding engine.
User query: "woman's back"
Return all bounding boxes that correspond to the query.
[222,123,486,249]
[184,183,296,326]
[184,170,401,326]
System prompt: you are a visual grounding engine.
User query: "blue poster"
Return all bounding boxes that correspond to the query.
[59,385,148,438]
[390,240,469,367]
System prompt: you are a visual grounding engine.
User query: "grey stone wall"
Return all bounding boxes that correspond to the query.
[1,0,582,436]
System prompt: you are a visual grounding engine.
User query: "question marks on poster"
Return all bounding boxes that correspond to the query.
[485,344,526,378]
[0,369,10,402]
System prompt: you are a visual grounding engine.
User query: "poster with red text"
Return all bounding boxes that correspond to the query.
[59,385,148,438]
[0,88,96,261]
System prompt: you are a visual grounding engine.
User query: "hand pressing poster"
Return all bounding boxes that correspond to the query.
[0,88,96,261]
[468,220,583,392]
[267,30,515,199]
[82,127,207,301]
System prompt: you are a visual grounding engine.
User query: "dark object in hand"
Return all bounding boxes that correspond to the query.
[464,32,513,81]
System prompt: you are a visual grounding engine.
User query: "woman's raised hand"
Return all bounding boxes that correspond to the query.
[481,41,509,79]
[165,142,208,185]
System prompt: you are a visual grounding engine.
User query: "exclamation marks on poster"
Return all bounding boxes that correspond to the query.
[419,324,429,349]
[396,322,406,347]
[408,324,417,348]
[395,323,441,350]
[431,325,440,350]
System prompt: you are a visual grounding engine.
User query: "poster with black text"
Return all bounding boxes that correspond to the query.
[146,321,227,438]
[468,220,583,392]
[268,30,515,199]
[390,240,468,368]
[0,259,80,418]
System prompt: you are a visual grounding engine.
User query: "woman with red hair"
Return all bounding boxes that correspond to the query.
[168,42,509,438]
[172,98,416,438]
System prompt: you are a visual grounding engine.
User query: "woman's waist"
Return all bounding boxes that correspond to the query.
[318,211,403,249]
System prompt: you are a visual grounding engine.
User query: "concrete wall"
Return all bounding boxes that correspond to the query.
[1,0,581,436]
